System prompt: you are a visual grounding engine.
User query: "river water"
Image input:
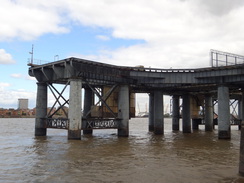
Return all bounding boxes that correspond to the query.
[1,118,244,183]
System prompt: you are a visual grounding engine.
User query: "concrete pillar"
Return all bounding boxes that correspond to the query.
[192,118,199,130]
[35,82,47,136]
[239,122,244,176]
[149,93,154,132]
[242,92,244,125]
[182,94,191,133]
[172,95,180,131]
[213,100,218,129]
[239,91,244,175]
[238,97,242,130]
[218,86,230,139]
[205,94,213,131]
[191,97,200,119]
[154,91,164,135]
[83,87,93,134]
[68,79,82,140]
[118,85,129,137]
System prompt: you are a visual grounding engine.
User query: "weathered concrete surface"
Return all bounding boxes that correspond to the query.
[68,79,82,140]
[154,91,164,135]
[240,123,244,175]
[83,87,93,135]
[218,86,230,139]
[118,85,129,137]
[149,93,154,132]
[239,94,244,175]
[205,94,213,131]
[35,82,47,136]
[182,94,191,133]
[172,95,180,131]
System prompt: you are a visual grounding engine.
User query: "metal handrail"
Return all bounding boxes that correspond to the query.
[210,49,244,67]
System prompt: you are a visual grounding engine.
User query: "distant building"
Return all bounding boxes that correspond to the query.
[18,99,28,109]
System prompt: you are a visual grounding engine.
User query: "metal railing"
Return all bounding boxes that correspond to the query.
[46,118,69,129]
[83,118,119,129]
[210,49,244,67]
[27,58,50,66]
[130,66,195,73]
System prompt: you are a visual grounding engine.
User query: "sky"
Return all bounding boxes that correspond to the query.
[1,0,244,112]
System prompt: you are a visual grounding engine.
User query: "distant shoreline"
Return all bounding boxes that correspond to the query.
[0,116,35,118]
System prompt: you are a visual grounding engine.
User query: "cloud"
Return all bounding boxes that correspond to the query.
[0,49,15,64]
[0,85,66,109]
[0,89,36,109]
[25,76,37,81]
[11,73,23,78]
[10,73,36,81]
[192,0,244,16]
[0,82,11,91]
[96,35,110,41]
[64,0,244,68]
[0,0,69,41]
[1,0,244,69]
[0,82,36,108]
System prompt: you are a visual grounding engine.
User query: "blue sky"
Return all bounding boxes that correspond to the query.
[1,0,244,111]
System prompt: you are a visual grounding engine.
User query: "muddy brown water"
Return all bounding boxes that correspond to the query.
[1,118,244,183]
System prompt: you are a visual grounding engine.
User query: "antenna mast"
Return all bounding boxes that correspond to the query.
[29,44,34,64]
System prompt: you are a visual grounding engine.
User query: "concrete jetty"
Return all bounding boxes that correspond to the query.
[28,49,244,176]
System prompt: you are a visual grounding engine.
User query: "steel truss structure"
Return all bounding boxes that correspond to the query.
[47,81,70,118]
[83,80,118,119]
[197,99,241,126]
[45,80,119,130]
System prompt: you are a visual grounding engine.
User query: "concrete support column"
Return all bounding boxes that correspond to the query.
[182,94,191,133]
[205,94,213,131]
[154,91,164,135]
[172,95,180,131]
[35,82,47,136]
[68,79,82,140]
[238,97,242,130]
[242,91,244,126]
[218,85,230,139]
[239,91,244,175]
[118,85,129,137]
[148,93,154,132]
[213,100,217,129]
[83,87,93,134]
